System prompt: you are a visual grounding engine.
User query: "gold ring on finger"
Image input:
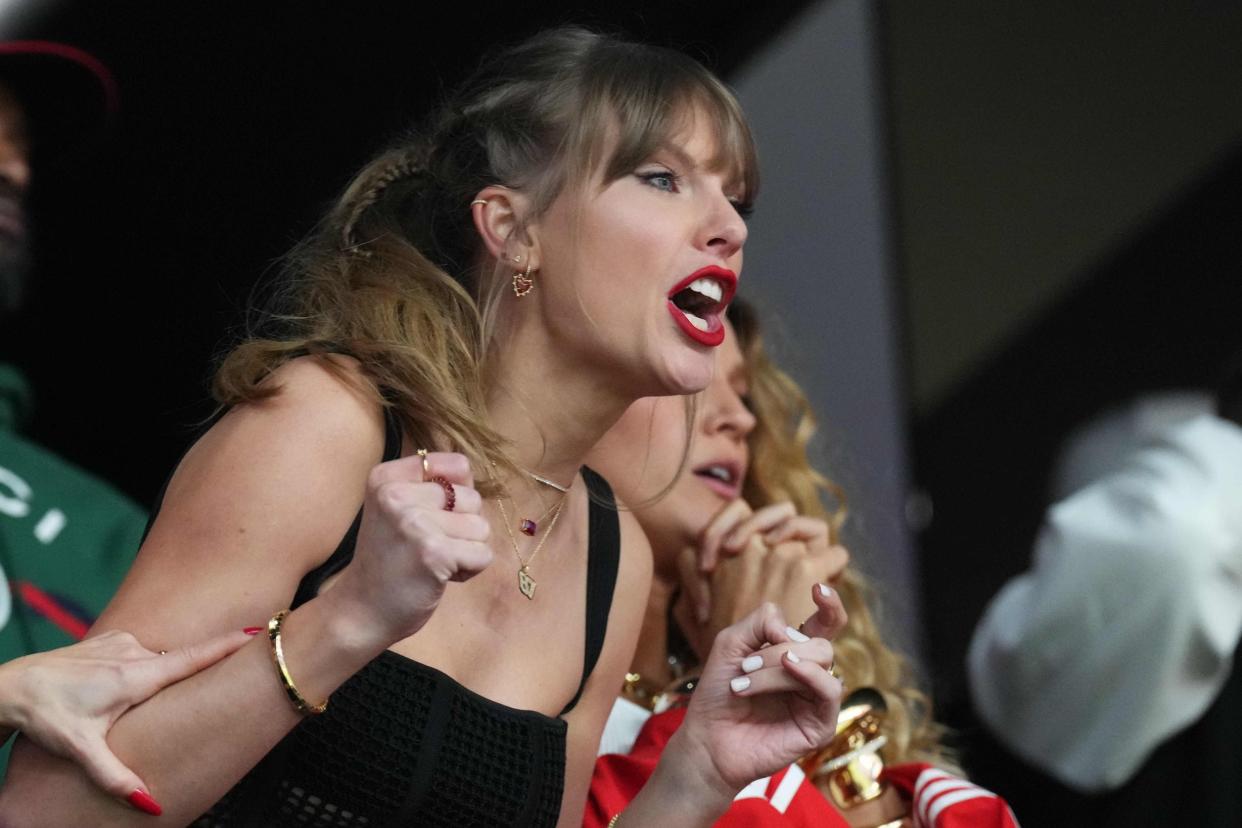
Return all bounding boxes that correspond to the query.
[417,448,431,476]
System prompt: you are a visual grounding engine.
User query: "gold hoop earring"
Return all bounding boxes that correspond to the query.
[512,262,535,297]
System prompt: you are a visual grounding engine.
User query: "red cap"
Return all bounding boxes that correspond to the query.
[0,40,119,159]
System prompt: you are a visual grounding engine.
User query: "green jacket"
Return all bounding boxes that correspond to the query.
[0,363,146,662]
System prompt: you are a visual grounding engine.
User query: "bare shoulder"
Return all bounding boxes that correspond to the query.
[97,354,391,643]
[165,353,388,554]
[187,354,385,480]
[244,352,383,429]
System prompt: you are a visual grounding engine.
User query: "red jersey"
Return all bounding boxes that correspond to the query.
[586,707,1018,828]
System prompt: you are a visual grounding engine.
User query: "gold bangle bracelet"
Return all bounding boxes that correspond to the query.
[267,611,328,715]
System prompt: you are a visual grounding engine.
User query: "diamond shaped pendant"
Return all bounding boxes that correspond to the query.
[518,566,537,600]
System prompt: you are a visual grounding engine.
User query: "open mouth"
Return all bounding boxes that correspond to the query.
[667,265,738,347]
[693,461,743,498]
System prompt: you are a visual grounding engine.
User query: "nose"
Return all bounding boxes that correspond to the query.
[700,188,748,261]
[704,384,757,442]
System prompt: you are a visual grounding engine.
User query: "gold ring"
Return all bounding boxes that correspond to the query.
[470,198,488,207]
[417,448,430,476]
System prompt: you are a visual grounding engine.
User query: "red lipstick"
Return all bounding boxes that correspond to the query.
[666,265,738,347]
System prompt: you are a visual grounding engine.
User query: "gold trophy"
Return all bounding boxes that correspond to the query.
[800,688,902,827]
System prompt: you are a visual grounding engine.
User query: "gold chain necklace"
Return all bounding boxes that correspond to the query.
[496,495,565,600]
[521,498,563,536]
[489,460,568,535]
[518,466,572,493]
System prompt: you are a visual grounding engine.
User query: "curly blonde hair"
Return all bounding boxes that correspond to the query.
[729,299,954,770]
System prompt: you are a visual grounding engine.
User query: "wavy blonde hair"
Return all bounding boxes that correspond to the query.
[212,27,757,493]
[729,300,954,769]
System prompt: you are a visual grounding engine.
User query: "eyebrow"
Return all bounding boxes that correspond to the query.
[652,141,698,172]
[654,139,747,199]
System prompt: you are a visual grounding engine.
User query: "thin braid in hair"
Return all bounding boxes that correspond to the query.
[341,148,428,256]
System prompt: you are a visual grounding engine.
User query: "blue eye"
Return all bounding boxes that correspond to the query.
[638,170,679,192]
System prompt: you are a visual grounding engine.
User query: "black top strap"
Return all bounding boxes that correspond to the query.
[558,467,621,717]
[288,418,620,717]
[291,405,403,609]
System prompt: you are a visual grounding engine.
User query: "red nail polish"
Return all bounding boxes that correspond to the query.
[128,789,163,815]
[243,626,263,635]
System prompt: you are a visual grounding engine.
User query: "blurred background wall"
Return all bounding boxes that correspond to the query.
[731,0,919,657]
[886,0,1242,714]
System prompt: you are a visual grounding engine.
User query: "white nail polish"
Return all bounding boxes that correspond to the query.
[742,655,763,673]
[730,676,751,693]
[786,625,810,643]
[818,583,833,599]
[786,651,801,664]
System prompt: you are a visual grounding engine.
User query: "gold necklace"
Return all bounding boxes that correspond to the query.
[489,461,568,534]
[518,465,572,493]
[496,494,565,600]
[520,498,562,536]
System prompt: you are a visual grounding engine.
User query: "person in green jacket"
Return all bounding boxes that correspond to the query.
[0,43,320,817]
[0,38,142,672]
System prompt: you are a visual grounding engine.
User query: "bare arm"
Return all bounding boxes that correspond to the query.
[0,628,253,812]
[0,357,493,825]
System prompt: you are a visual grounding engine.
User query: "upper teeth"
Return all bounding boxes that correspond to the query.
[687,278,723,303]
[702,465,731,482]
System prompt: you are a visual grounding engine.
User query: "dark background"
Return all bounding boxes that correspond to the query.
[914,144,1242,714]
[1,0,814,503]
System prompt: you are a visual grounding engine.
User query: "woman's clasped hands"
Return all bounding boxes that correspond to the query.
[678,498,850,658]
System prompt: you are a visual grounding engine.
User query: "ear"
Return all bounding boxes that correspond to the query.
[471,186,537,269]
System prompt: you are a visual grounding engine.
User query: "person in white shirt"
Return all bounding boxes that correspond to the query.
[969,373,1242,798]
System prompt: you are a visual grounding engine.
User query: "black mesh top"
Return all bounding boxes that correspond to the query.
[186,408,621,827]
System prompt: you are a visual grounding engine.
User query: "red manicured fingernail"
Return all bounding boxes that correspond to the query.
[243,626,263,635]
[128,789,163,815]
